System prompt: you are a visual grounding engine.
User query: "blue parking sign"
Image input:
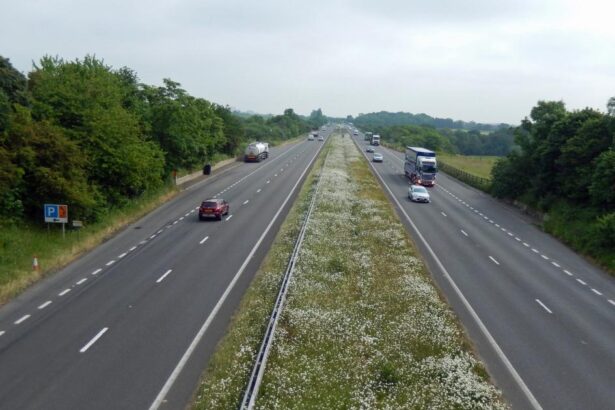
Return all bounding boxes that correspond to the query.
[45,204,58,220]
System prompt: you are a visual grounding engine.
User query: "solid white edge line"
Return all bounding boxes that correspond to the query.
[489,256,500,265]
[148,136,325,410]
[535,299,553,314]
[14,314,31,325]
[156,269,173,284]
[79,327,109,353]
[38,300,52,309]
[199,236,209,245]
[353,140,543,410]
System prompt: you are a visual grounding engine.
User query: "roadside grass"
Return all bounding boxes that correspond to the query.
[438,153,499,180]
[0,185,177,305]
[194,134,505,409]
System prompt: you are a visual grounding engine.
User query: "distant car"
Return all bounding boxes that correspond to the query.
[408,185,430,203]
[318,136,324,141]
[307,135,315,141]
[366,147,375,153]
[372,153,383,162]
[199,198,229,221]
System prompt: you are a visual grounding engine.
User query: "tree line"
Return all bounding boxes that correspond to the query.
[0,55,326,224]
[490,100,614,265]
[353,110,508,132]
[357,120,516,156]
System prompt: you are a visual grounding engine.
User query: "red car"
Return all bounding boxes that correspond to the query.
[199,198,229,221]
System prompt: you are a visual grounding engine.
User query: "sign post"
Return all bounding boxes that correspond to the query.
[44,204,68,239]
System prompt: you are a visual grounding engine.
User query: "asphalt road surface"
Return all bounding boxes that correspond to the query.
[353,132,615,410]
[0,131,330,410]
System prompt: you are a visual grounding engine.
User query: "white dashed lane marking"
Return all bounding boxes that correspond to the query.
[489,256,500,265]
[38,300,52,310]
[460,230,468,237]
[118,253,127,259]
[91,268,102,276]
[225,215,233,221]
[591,289,603,296]
[576,279,587,286]
[156,269,173,284]
[106,260,115,266]
[76,278,88,285]
[257,189,262,193]
[14,315,31,325]
[59,289,71,296]
[199,236,209,245]
[536,299,553,314]
[80,327,109,353]
[441,212,447,217]
[243,200,249,205]
[564,270,573,276]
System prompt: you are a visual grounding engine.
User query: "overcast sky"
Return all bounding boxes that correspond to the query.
[2,0,615,123]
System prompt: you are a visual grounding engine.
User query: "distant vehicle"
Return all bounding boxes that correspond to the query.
[308,134,315,141]
[353,130,358,136]
[366,147,375,153]
[371,134,380,146]
[244,142,269,162]
[408,185,430,203]
[404,147,437,186]
[318,135,324,141]
[199,198,229,220]
[365,131,373,141]
[372,153,383,162]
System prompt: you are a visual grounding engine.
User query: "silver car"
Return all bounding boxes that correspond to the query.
[372,153,384,162]
[408,185,430,203]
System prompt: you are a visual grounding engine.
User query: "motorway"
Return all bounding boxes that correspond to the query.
[0,130,330,410]
[353,133,615,410]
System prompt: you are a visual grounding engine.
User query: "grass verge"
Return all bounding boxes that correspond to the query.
[437,153,498,180]
[193,133,506,409]
[0,185,178,305]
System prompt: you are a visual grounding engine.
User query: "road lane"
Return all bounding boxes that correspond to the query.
[0,131,330,409]
[353,133,615,409]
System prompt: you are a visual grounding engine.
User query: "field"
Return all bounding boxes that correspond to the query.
[437,153,499,180]
[194,133,505,409]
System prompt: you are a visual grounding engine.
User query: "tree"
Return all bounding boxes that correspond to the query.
[589,150,615,208]
[608,97,615,116]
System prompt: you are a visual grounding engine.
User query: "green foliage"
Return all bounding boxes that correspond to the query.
[0,53,319,227]
[490,153,528,199]
[589,150,615,208]
[490,99,615,271]
[354,110,507,132]
[376,124,455,152]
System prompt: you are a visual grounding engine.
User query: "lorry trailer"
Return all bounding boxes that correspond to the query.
[244,142,269,162]
[404,146,437,186]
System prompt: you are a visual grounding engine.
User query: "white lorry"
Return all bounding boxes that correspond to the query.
[244,142,269,162]
[371,134,381,146]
